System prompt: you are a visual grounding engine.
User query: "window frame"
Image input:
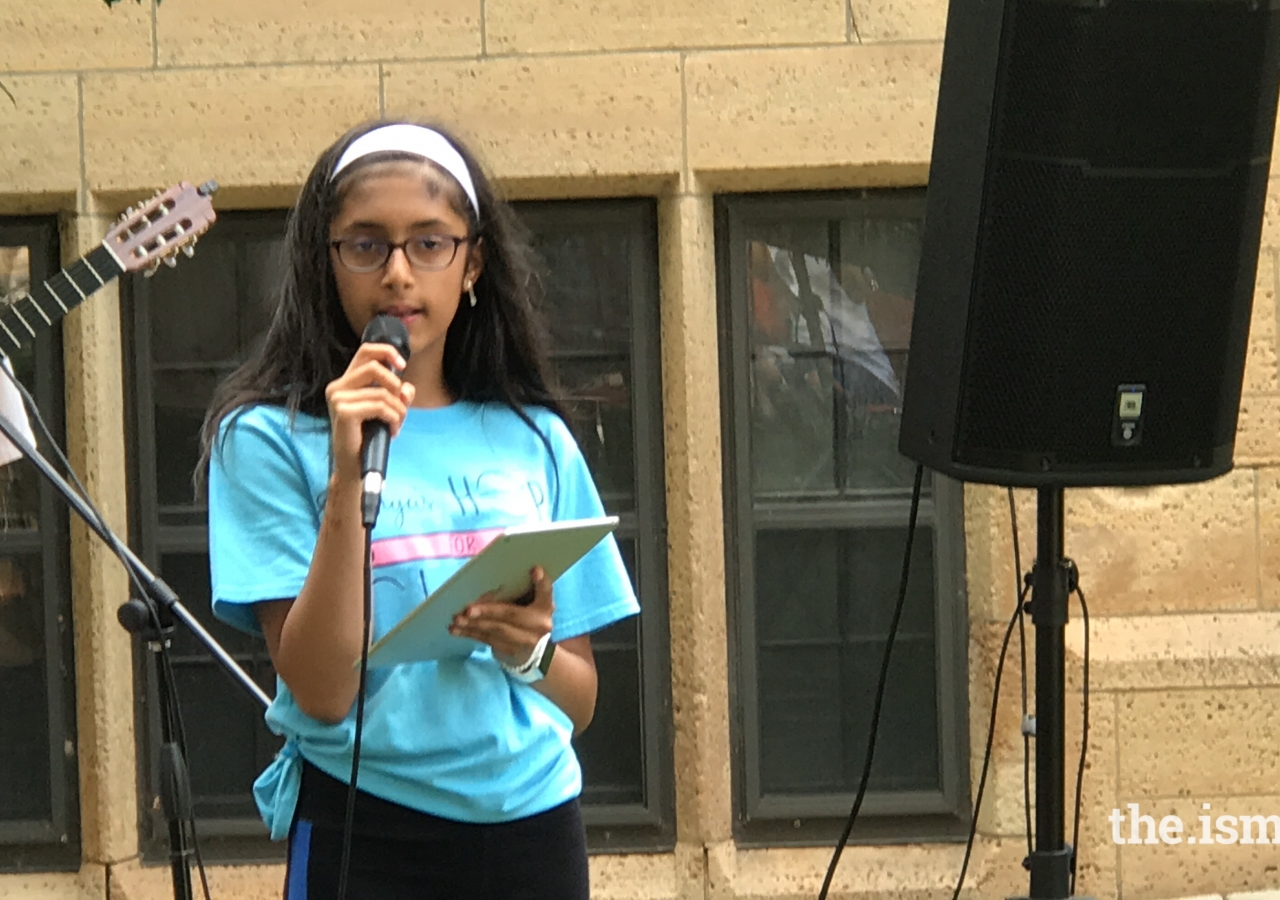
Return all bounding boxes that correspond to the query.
[502,198,675,850]
[716,191,971,846]
[0,217,79,872]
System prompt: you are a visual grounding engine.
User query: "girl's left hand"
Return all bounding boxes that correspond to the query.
[449,566,554,667]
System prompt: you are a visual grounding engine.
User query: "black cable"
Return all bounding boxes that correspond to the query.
[1007,488,1033,857]
[336,527,375,900]
[950,582,1029,900]
[1069,585,1091,896]
[0,358,213,898]
[817,463,923,900]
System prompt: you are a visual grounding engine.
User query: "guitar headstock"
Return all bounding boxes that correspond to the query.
[105,180,218,277]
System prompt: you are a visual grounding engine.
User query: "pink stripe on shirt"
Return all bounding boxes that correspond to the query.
[370,527,506,568]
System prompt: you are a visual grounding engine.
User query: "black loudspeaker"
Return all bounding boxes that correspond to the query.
[899,0,1280,486]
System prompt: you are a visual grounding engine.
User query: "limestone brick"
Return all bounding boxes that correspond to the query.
[109,860,281,900]
[1064,612,1280,691]
[962,484,1037,624]
[384,54,683,192]
[968,619,1036,766]
[1237,393,1280,465]
[686,44,940,189]
[1065,691,1120,900]
[968,696,1122,900]
[1244,256,1278,394]
[1056,471,1258,616]
[1115,795,1280,899]
[1118,688,1280,798]
[0,0,151,72]
[60,211,137,864]
[1253,468,1280,608]
[0,74,80,207]
[849,0,949,42]
[658,193,734,847]
[485,0,844,54]
[1246,180,1280,393]
[81,66,380,199]
[710,842,969,899]
[109,854,687,900]
[156,0,480,66]
[0,867,107,900]
[590,851,686,900]
[971,837,1037,900]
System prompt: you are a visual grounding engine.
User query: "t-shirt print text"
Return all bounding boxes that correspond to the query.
[378,470,550,530]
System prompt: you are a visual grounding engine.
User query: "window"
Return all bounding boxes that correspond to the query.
[125,213,287,860]
[0,220,78,871]
[716,192,969,845]
[125,201,672,858]
[519,201,673,848]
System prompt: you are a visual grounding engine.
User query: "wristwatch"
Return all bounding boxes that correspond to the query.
[501,632,556,683]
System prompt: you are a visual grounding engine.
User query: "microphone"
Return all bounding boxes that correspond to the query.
[359,314,411,527]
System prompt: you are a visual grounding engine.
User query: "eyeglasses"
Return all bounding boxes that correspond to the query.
[329,234,471,273]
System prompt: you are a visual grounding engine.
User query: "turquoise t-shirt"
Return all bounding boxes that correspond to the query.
[207,401,639,838]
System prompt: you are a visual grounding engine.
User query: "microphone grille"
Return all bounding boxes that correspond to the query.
[361,314,411,361]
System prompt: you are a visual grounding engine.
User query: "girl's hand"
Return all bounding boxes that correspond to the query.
[324,343,415,482]
[449,566,554,666]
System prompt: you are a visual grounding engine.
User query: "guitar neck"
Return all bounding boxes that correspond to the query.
[0,244,124,357]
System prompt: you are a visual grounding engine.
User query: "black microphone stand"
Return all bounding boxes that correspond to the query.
[0,410,269,900]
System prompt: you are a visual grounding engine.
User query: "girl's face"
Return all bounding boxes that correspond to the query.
[328,160,482,387]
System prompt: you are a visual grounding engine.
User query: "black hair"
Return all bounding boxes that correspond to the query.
[197,118,567,487]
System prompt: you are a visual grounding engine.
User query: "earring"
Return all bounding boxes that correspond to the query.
[468,285,477,308]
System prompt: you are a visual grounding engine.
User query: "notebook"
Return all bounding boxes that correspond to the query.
[364,515,619,667]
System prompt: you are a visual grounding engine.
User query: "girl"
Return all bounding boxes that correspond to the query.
[199,119,638,899]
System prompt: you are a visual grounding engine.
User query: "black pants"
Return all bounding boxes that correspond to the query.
[285,762,589,900]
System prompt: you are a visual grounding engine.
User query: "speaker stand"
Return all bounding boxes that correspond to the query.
[1010,486,1093,900]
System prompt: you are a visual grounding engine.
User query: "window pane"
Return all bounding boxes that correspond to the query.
[153,368,223,516]
[754,527,939,795]
[0,225,75,863]
[0,246,29,302]
[0,248,41,530]
[0,554,50,822]
[145,553,280,826]
[148,241,241,365]
[574,538,643,806]
[556,357,635,511]
[745,213,924,498]
[531,226,632,355]
[517,201,667,841]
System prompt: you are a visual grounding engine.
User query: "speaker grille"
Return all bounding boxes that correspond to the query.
[950,0,1278,473]
[956,158,1249,465]
[998,1,1273,168]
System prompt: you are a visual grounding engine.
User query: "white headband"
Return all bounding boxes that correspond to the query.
[331,124,480,217]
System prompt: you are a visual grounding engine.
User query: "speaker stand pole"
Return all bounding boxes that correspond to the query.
[1012,485,1088,900]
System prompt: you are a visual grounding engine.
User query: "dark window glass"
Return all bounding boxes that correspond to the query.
[0,221,78,872]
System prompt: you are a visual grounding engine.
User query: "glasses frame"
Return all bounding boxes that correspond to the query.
[329,234,472,273]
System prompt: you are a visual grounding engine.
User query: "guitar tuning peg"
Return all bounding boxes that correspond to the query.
[163,254,178,268]
[181,244,196,258]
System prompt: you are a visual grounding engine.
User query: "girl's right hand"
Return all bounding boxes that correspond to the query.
[324,343,415,482]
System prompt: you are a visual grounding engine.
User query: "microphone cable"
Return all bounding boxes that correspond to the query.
[817,463,924,899]
[335,528,375,900]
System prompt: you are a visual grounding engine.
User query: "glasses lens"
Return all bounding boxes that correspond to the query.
[338,238,388,271]
[405,236,460,271]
